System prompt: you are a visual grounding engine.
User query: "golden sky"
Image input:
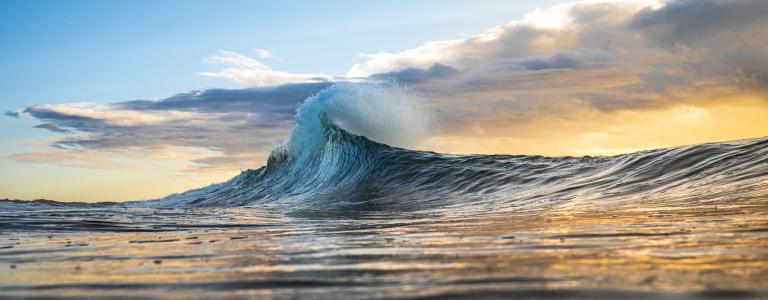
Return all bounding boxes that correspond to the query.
[424,96,768,157]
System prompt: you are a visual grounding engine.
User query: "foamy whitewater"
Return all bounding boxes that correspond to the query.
[2,83,767,299]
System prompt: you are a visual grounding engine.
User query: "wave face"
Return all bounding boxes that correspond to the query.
[145,84,768,212]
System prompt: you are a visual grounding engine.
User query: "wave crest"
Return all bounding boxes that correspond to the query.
[287,83,429,161]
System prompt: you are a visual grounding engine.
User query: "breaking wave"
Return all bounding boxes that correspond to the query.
[135,83,768,213]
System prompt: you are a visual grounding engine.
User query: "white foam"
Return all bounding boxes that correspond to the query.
[287,83,430,159]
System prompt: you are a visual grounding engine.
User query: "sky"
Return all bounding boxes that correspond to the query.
[1,0,767,202]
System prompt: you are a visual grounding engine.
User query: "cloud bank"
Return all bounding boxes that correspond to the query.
[15,83,331,172]
[351,0,768,140]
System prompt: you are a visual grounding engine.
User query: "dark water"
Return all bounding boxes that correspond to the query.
[2,87,768,299]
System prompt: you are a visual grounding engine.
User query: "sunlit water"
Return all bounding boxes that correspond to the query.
[1,201,767,299]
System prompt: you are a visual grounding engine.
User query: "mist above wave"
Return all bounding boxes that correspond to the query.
[286,82,430,159]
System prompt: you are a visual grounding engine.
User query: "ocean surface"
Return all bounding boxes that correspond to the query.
[2,84,767,299]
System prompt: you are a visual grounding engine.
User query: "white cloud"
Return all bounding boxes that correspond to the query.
[346,0,664,78]
[254,48,271,59]
[200,50,332,87]
[31,102,206,126]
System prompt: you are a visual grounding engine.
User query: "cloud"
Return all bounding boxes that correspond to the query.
[348,2,628,76]
[254,48,271,59]
[368,63,459,84]
[346,0,768,138]
[15,83,330,172]
[33,123,72,133]
[4,111,20,118]
[200,50,332,87]
[517,53,583,71]
[630,0,768,48]
[630,0,768,90]
[117,82,329,115]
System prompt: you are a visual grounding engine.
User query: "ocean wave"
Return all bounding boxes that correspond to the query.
[131,83,768,212]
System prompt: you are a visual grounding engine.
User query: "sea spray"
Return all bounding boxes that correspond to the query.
[286,82,430,161]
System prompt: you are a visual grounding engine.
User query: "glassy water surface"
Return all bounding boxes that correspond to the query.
[1,202,767,299]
